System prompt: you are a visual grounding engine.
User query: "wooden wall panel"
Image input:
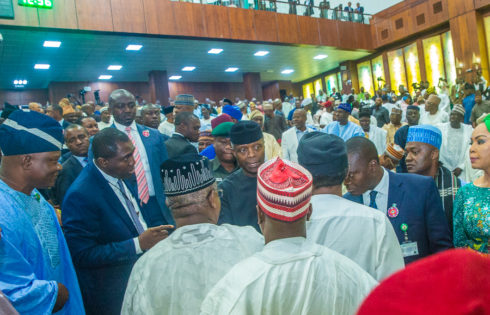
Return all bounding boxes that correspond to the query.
[75,0,114,32]
[0,2,38,27]
[253,11,278,42]
[262,82,280,100]
[243,72,263,100]
[410,2,429,33]
[318,19,340,46]
[276,14,299,44]
[173,2,207,37]
[474,0,490,9]
[38,0,78,29]
[228,8,256,41]
[0,89,49,105]
[203,5,231,39]
[355,24,373,50]
[168,82,245,102]
[48,81,150,105]
[337,21,357,49]
[143,0,176,35]
[297,16,320,45]
[427,0,449,24]
[448,0,474,18]
[111,0,147,33]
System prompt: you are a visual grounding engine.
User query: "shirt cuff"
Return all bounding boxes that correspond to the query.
[133,237,143,254]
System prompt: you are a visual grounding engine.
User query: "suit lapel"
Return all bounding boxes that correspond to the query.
[387,171,404,210]
[89,163,138,235]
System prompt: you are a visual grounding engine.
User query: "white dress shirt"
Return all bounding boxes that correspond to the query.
[363,168,390,212]
[158,120,175,138]
[73,155,89,168]
[114,121,155,196]
[94,161,147,254]
[308,194,404,281]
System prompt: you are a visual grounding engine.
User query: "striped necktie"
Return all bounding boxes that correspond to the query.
[125,126,150,205]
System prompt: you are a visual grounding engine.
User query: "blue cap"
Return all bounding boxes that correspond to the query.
[223,105,243,121]
[0,110,64,156]
[406,125,442,150]
[338,103,352,114]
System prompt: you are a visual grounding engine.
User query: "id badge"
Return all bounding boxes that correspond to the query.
[400,242,419,257]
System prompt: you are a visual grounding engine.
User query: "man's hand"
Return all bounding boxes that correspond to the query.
[453,168,463,177]
[53,283,69,312]
[138,225,173,251]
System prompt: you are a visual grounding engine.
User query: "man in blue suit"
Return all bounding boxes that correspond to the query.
[343,137,452,264]
[109,89,174,226]
[62,128,172,315]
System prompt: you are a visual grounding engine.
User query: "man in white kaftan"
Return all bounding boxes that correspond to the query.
[201,157,377,315]
[121,154,263,315]
[359,110,387,155]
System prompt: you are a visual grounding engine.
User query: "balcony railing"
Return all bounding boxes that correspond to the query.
[171,0,372,24]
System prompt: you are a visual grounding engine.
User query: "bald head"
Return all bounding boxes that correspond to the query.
[109,89,137,126]
[292,109,307,131]
[426,94,441,114]
[109,89,135,105]
[346,136,379,164]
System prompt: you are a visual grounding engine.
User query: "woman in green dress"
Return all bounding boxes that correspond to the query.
[453,115,490,253]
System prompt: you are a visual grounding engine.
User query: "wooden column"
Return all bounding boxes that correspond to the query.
[148,70,170,105]
[449,10,489,82]
[243,72,263,101]
[339,61,359,94]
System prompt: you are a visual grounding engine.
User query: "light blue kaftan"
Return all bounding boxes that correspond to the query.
[323,121,365,141]
[0,180,85,314]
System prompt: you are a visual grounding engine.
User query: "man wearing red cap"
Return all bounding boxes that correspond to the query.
[201,158,377,314]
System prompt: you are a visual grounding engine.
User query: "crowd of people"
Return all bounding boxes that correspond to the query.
[0,73,489,314]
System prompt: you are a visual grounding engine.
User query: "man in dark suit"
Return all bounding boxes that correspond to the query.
[109,89,174,226]
[343,137,452,265]
[62,128,172,315]
[53,124,89,205]
[165,111,200,158]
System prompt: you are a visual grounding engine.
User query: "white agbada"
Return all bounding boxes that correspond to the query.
[438,122,475,179]
[320,111,333,127]
[420,110,449,126]
[307,194,404,281]
[200,237,377,315]
[122,223,264,315]
[365,126,387,155]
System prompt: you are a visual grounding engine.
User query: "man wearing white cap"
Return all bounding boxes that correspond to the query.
[438,104,474,180]
[201,158,377,315]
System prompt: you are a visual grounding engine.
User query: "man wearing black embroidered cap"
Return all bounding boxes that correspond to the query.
[121,153,263,314]
[218,120,265,232]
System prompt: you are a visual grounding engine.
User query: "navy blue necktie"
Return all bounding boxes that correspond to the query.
[369,190,378,209]
[117,180,145,234]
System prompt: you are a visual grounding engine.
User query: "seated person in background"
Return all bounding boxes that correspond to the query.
[98,106,113,130]
[158,106,175,138]
[249,110,282,160]
[201,158,377,315]
[80,116,99,137]
[359,110,387,155]
[281,109,315,163]
[420,94,449,126]
[263,102,288,141]
[383,107,406,145]
[323,103,365,141]
[140,104,161,130]
[358,249,490,315]
[122,154,263,315]
[405,125,461,235]
[165,112,200,158]
[379,143,404,171]
[198,130,213,153]
[298,132,404,281]
[209,122,239,183]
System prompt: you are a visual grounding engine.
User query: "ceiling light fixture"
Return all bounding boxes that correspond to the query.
[254,50,269,56]
[313,54,328,60]
[182,66,196,71]
[225,67,239,72]
[169,75,182,80]
[108,65,123,70]
[281,69,294,74]
[126,44,143,51]
[98,75,112,80]
[208,48,223,54]
[43,41,61,48]
[13,79,27,86]
[34,64,50,69]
